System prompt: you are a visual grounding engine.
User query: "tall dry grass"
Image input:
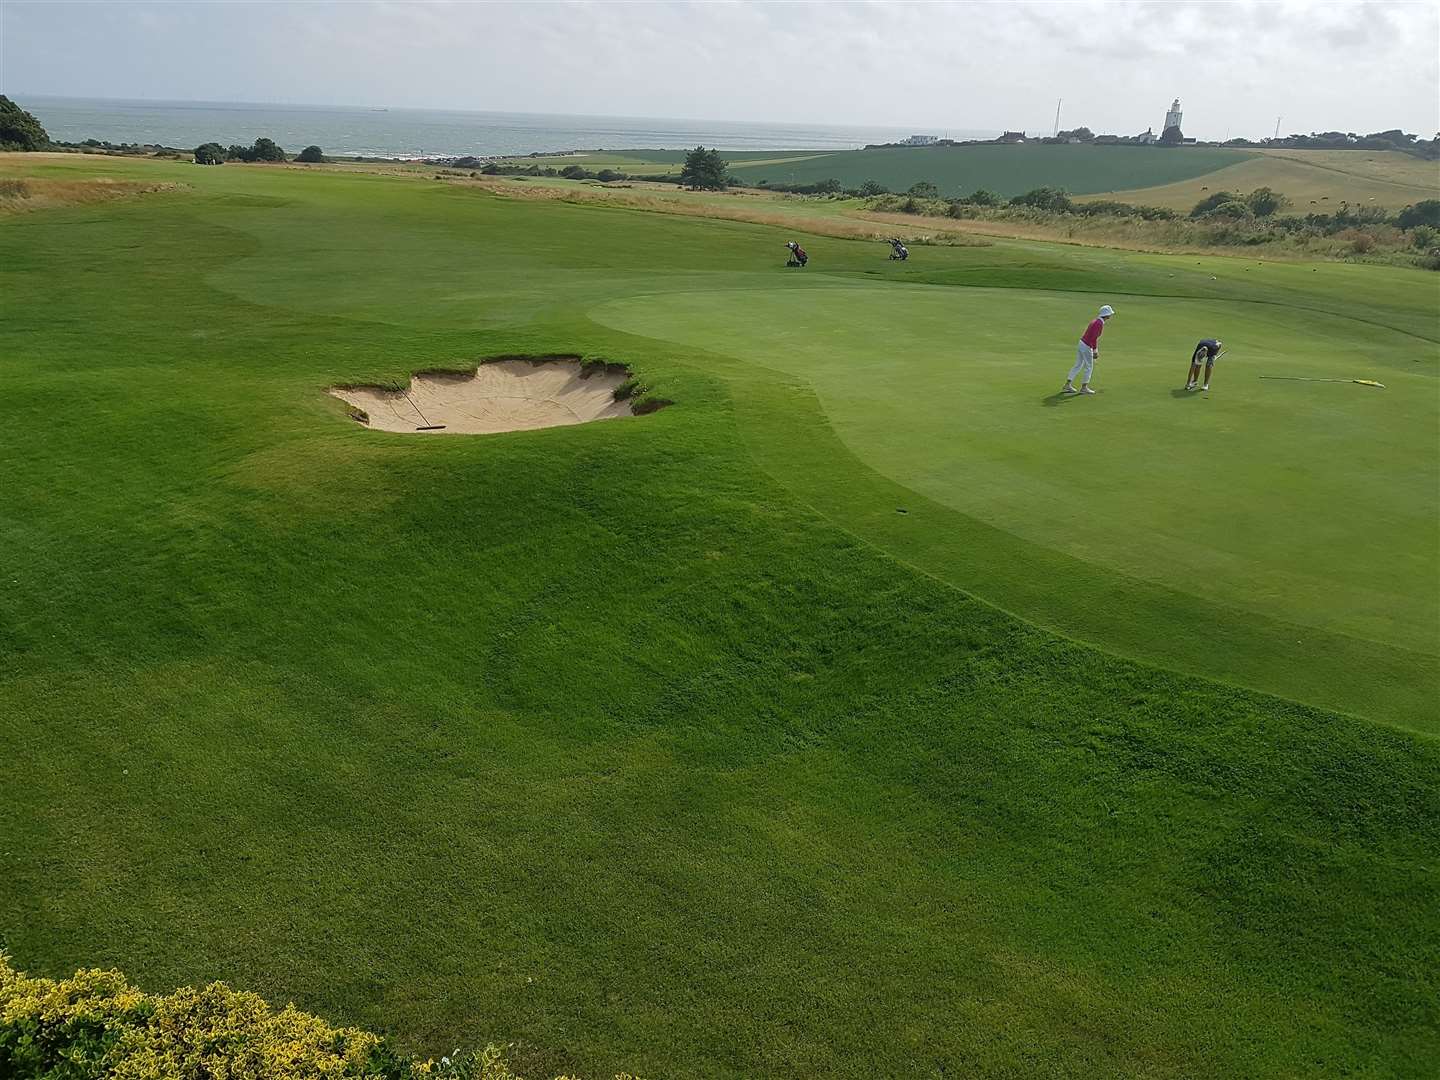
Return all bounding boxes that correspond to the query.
[0,177,184,214]
[463,177,991,245]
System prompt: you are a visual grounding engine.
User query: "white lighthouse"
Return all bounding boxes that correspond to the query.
[1164,98,1183,132]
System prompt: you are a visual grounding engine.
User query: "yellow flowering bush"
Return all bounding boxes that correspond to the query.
[0,954,636,1080]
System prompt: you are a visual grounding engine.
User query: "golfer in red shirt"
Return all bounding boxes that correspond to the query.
[1062,304,1114,395]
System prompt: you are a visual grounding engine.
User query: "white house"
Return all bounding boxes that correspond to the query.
[903,134,939,146]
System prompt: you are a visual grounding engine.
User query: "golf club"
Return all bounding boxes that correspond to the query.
[1259,376,1386,389]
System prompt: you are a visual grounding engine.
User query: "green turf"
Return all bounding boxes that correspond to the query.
[718,144,1255,197]
[2,154,1438,1079]
[592,281,1439,730]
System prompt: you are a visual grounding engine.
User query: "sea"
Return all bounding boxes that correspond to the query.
[18,95,996,159]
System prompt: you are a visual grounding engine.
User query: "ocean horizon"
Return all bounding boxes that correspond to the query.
[16,95,1000,159]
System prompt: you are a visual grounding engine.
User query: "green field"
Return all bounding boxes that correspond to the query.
[717,144,1254,196]
[2,153,1438,1079]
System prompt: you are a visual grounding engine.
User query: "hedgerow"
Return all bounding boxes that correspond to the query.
[0,954,637,1080]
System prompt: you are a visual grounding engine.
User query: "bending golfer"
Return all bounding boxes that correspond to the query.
[1062,304,1114,395]
[1186,338,1223,391]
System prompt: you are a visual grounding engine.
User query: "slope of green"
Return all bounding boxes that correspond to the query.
[593,282,1439,728]
[2,154,1438,1080]
[723,144,1254,196]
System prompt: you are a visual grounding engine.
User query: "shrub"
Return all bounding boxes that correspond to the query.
[907,180,940,199]
[0,94,49,150]
[297,145,326,163]
[250,137,287,162]
[1075,200,1139,217]
[1199,200,1252,221]
[858,179,888,197]
[1411,224,1438,250]
[596,168,627,182]
[1191,191,1243,217]
[0,953,636,1079]
[1345,230,1377,254]
[0,178,30,199]
[962,188,1000,207]
[225,137,287,163]
[1009,186,1072,212]
[1246,187,1287,217]
[193,142,226,165]
[1398,199,1440,229]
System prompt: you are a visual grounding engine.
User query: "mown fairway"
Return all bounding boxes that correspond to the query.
[2,154,1438,1079]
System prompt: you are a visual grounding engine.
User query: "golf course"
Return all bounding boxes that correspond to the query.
[2,151,1438,1078]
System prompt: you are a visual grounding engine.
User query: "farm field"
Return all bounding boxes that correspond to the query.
[2,152,1438,1079]
[1088,147,1440,211]
[720,143,1253,196]
[502,145,1255,197]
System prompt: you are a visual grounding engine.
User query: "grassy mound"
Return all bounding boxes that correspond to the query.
[1,153,1437,1079]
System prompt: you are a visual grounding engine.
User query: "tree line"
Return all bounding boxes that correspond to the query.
[193,139,326,164]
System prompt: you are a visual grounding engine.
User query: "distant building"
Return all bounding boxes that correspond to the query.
[1164,99,1183,133]
[1137,126,1155,145]
[998,131,1027,144]
[902,134,939,146]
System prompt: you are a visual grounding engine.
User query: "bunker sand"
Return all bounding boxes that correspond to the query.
[331,359,638,434]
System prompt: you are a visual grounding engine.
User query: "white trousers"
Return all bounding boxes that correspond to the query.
[1067,342,1095,383]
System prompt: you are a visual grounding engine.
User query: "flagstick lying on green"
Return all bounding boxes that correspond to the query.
[1259,376,1386,388]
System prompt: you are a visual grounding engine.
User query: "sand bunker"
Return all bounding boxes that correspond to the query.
[331,358,653,435]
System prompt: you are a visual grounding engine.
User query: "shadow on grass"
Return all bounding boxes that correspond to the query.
[1041,391,1082,407]
[1169,387,1206,399]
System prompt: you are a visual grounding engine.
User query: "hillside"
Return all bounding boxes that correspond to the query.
[1085,148,1440,210]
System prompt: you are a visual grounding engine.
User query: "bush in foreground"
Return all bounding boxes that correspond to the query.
[298,145,327,163]
[0,953,637,1079]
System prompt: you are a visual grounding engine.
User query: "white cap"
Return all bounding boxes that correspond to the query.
[1098,305,1115,317]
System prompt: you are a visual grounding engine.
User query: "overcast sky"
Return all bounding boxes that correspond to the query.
[3,1,1437,140]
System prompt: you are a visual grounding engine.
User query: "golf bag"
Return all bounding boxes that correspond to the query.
[888,238,909,261]
[785,241,808,268]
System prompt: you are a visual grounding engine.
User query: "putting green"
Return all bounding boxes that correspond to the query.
[592,285,1439,722]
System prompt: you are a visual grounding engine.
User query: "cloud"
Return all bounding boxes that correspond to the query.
[2,0,1436,138]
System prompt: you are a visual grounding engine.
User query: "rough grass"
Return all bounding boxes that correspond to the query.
[2,153,1437,1080]
[469,174,991,244]
[0,174,183,212]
